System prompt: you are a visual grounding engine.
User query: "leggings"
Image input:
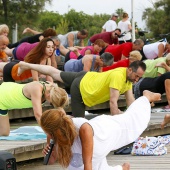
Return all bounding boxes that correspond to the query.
[60,71,87,117]
[137,72,170,98]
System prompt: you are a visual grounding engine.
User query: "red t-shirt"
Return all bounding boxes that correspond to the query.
[103,59,130,72]
[105,42,133,61]
[90,32,118,45]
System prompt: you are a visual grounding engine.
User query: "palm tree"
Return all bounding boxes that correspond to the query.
[116,8,124,19]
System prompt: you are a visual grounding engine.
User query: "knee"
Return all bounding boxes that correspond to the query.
[165,79,170,85]
[0,127,10,136]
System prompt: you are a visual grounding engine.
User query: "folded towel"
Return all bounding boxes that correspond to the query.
[131,135,170,156]
[0,126,46,140]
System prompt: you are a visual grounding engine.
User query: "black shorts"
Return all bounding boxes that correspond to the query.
[3,60,20,82]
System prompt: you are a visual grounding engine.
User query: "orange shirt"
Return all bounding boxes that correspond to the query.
[0,51,7,61]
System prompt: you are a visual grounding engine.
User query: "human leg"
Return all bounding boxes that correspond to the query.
[18,61,63,82]
[109,90,161,149]
[143,90,161,103]
[0,113,10,136]
[70,73,86,117]
[22,27,41,35]
[161,114,170,129]
[164,79,170,107]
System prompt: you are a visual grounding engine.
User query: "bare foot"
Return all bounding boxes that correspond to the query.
[122,162,130,170]
[143,90,161,103]
[150,102,155,107]
[161,114,170,129]
[22,27,30,34]
[17,61,29,76]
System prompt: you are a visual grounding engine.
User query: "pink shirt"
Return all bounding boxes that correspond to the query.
[16,42,38,61]
[69,46,98,59]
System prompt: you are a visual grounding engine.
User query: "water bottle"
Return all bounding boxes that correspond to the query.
[43,139,54,165]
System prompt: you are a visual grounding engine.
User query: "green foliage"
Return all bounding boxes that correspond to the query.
[116,8,124,18]
[0,0,52,40]
[56,18,69,34]
[142,0,170,40]
[38,11,61,30]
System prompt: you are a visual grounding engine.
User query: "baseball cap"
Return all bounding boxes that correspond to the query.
[110,13,118,19]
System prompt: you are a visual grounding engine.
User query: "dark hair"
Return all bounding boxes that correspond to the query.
[128,60,146,72]
[100,52,114,66]
[79,29,88,36]
[42,28,57,37]
[114,28,121,33]
[24,37,55,64]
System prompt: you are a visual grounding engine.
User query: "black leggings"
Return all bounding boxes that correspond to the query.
[60,71,87,117]
[139,72,170,96]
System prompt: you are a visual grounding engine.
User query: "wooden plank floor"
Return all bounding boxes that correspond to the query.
[1,109,170,164]
[16,146,170,170]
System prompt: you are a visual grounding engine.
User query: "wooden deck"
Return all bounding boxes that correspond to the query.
[0,78,170,169]
[16,145,170,170]
[1,109,170,164]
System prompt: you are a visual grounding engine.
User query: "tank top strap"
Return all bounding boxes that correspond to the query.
[39,81,49,96]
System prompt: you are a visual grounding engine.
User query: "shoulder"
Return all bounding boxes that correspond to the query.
[72,117,89,129]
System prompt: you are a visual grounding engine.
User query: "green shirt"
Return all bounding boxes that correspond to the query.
[0,82,32,110]
[143,57,166,78]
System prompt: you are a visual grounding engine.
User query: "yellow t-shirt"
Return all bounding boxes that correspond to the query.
[80,67,132,107]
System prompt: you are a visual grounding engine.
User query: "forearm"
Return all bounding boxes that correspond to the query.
[126,95,135,107]
[84,163,92,170]
[110,100,122,115]
[34,113,41,124]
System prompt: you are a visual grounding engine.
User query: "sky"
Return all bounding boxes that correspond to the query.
[45,0,155,29]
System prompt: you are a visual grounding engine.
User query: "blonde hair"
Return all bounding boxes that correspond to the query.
[129,51,142,61]
[166,53,170,61]
[0,24,9,35]
[40,108,77,167]
[50,83,69,108]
